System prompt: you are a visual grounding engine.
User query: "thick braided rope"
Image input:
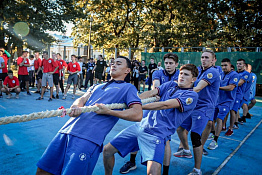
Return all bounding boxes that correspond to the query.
[0,97,157,125]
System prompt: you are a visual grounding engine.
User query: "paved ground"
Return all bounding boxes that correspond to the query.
[0,86,262,175]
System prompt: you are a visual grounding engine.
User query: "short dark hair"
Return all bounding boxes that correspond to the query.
[30,55,34,59]
[8,70,13,74]
[231,65,235,70]
[180,64,198,78]
[221,58,231,63]
[117,56,132,69]
[57,53,61,56]
[163,53,179,63]
[237,58,246,63]
[22,51,28,54]
[43,51,48,55]
[71,54,76,58]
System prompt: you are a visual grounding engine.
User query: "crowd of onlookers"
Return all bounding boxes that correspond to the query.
[0,49,165,100]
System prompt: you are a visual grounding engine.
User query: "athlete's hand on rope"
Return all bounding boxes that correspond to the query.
[68,105,82,117]
[95,104,110,115]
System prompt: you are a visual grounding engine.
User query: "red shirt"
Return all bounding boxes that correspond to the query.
[41,58,58,73]
[17,57,29,75]
[34,58,42,70]
[67,62,80,73]
[58,59,67,76]
[2,54,9,73]
[3,76,20,88]
[54,60,61,74]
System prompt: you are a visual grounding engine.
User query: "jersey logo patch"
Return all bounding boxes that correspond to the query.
[186,98,193,105]
[73,65,76,68]
[207,73,213,79]
[244,75,248,79]
[234,78,238,82]
[48,60,52,63]
[12,80,15,83]
[79,153,86,161]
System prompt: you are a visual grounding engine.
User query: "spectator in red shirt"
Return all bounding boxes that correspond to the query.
[62,55,80,100]
[1,70,21,99]
[34,52,42,93]
[0,48,11,98]
[36,51,59,102]
[17,51,31,95]
[57,53,67,95]
[52,53,61,99]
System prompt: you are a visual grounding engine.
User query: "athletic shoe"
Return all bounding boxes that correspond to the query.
[119,161,137,174]
[15,95,19,99]
[188,168,202,175]
[48,98,52,102]
[225,129,233,136]
[246,113,251,119]
[208,140,218,150]
[72,95,75,99]
[0,94,3,98]
[239,117,246,123]
[27,92,31,95]
[207,133,214,140]
[52,95,55,99]
[6,94,12,99]
[56,94,59,99]
[62,95,67,100]
[203,148,208,155]
[177,147,183,152]
[173,149,192,158]
[34,90,40,93]
[233,124,239,129]
[36,97,44,100]
[222,126,227,131]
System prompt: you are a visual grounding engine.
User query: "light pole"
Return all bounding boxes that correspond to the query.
[88,16,93,60]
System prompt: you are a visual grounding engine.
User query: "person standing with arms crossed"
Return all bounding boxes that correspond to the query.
[36,51,58,101]
[62,55,80,100]
[17,51,31,95]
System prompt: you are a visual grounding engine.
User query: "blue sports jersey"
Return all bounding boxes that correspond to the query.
[198,65,222,75]
[194,66,220,111]
[249,73,257,101]
[139,81,198,139]
[152,69,180,84]
[243,73,253,101]
[59,80,141,146]
[236,70,250,99]
[217,70,239,107]
[214,65,223,74]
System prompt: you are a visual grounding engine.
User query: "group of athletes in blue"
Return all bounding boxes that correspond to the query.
[35,50,257,175]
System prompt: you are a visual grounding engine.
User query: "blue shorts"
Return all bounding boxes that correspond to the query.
[180,109,210,136]
[241,99,249,106]
[232,98,242,112]
[214,105,230,120]
[37,133,102,175]
[110,124,165,165]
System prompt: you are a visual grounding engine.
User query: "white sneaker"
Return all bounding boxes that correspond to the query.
[208,140,218,150]
[207,133,214,140]
[6,94,12,99]
[62,95,67,100]
[188,168,202,175]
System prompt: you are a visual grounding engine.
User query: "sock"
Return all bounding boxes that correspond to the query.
[194,168,201,173]
[162,165,169,175]
[183,149,190,153]
[211,130,215,135]
[130,154,136,164]
[214,136,219,142]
